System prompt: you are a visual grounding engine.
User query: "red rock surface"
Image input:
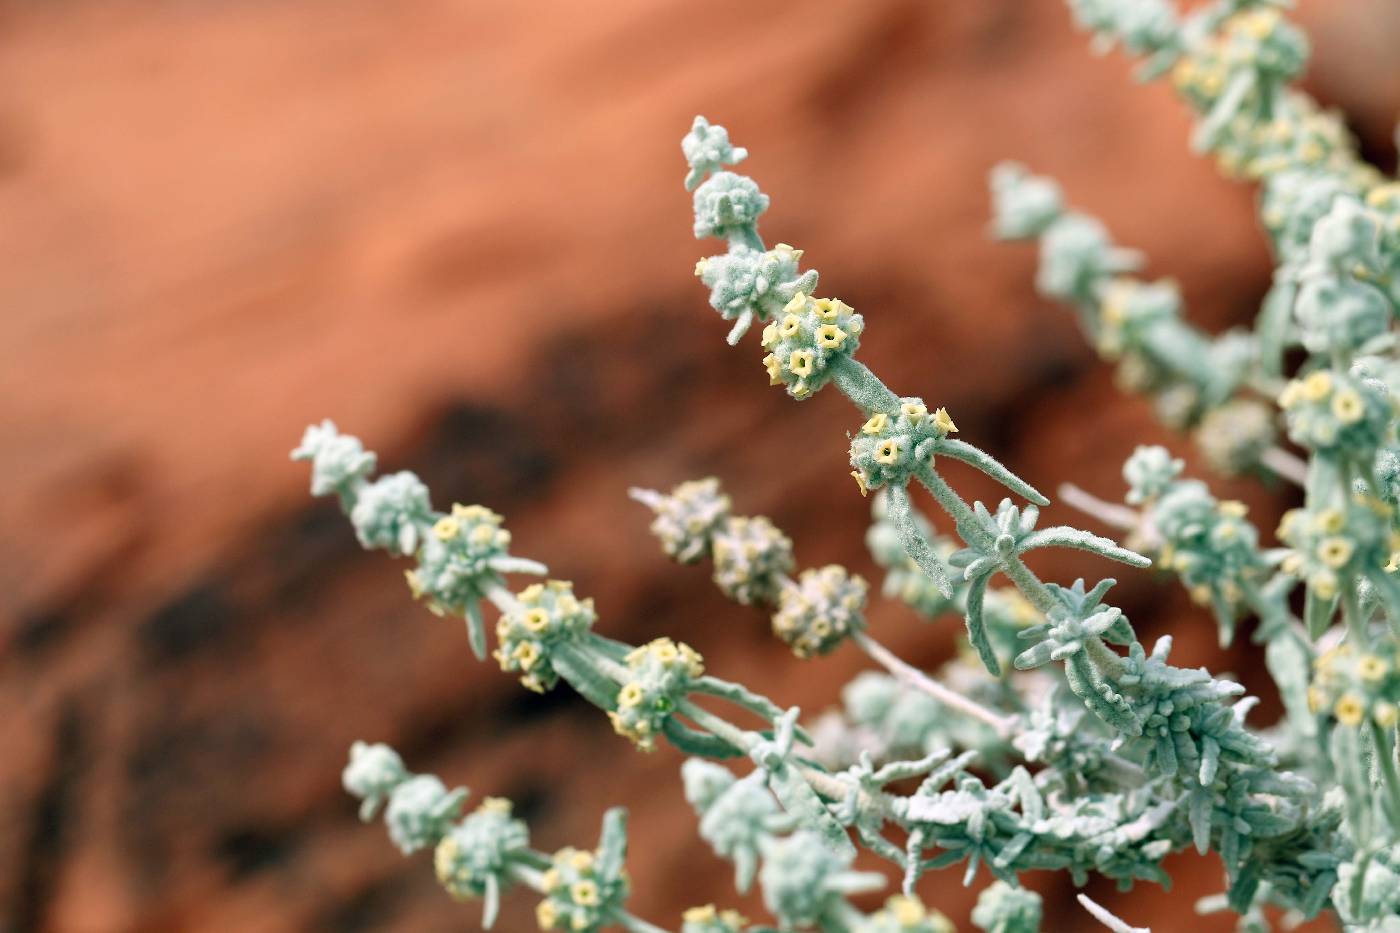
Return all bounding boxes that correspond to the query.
[1,1,1396,931]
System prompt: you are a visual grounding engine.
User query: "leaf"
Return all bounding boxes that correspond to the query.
[885,483,953,597]
[937,439,1050,506]
[963,572,1003,676]
[1017,527,1152,568]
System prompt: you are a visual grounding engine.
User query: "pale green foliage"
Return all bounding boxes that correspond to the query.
[295,2,1400,930]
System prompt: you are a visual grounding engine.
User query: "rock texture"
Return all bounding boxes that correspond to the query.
[1,1,1396,931]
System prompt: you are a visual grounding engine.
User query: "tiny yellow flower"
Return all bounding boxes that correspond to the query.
[1358,655,1389,682]
[1277,380,1303,410]
[788,350,815,377]
[876,439,902,465]
[773,243,804,260]
[1335,693,1365,726]
[888,895,926,924]
[862,413,889,434]
[694,258,708,276]
[1317,537,1355,569]
[542,867,561,892]
[1302,371,1334,402]
[1310,572,1339,601]
[433,517,461,541]
[523,608,552,633]
[651,638,680,664]
[1307,685,1325,713]
[851,470,870,497]
[683,906,718,924]
[783,292,808,315]
[405,569,425,599]
[762,353,782,385]
[1218,500,1248,518]
[1375,702,1399,728]
[1315,509,1346,535]
[570,880,600,907]
[933,407,958,434]
[760,323,778,349]
[779,314,802,338]
[901,401,928,422]
[469,524,497,546]
[480,797,512,815]
[1332,389,1365,424]
[536,900,558,929]
[513,641,541,670]
[618,682,644,708]
[816,324,847,349]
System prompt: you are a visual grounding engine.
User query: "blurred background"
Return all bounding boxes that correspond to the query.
[2,1,1398,930]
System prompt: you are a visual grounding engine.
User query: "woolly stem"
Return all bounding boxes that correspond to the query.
[1058,482,1141,532]
[853,631,1019,738]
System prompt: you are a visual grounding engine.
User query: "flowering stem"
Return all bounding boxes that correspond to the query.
[853,631,1020,738]
[510,864,676,933]
[1370,721,1400,831]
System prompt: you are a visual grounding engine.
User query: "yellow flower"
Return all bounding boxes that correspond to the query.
[1317,537,1354,569]
[523,608,552,633]
[933,407,958,434]
[762,353,782,385]
[683,906,717,924]
[513,641,541,670]
[1314,509,1346,535]
[405,569,425,599]
[1218,500,1248,518]
[773,243,803,260]
[862,413,889,434]
[1302,371,1333,402]
[570,880,600,907]
[1236,9,1277,39]
[1310,572,1339,601]
[779,314,802,338]
[888,895,926,924]
[433,517,461,541]
[788,350,814,377]
[1307,685,1325,713]
[1277,381,1303,409]
[480,797,512,815]
[851,470,870,496]
[617,682,644,708]
[1375,702,1399,728]
[536,900,558,929]
[1365,183,1400,210]
[694,258,708,277]
[1332,389,1365,424]
[1335,693,1365,726]
[816,324,847,349]
[901,401,928,422]
[876,439,902,465]
[760,323,778,349]
[469,523,497,546]
[1358,655,1389,682]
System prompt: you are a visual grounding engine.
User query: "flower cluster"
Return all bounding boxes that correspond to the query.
[1278,368,1393,458]
[408,504,513,615]
[434,797,530,902]
[693,171,769,241]
[849,398,958,494]
[709,515,794,606]
[759,292,864,399]
[536,844,629,933]
[1277,501,1394,605]
[772,565,868,659]
[608,637,705,752]
[858,896,954,933]
[680,905,748,933]
[1310,641,1400,730]
[696,243,819,344]
[633,478,732,564]
[342,742,467,855]
[292,420,377,500]
[494,581,597,693]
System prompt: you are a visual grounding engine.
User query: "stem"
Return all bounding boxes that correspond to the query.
[1058,482,1141,531]
[483,580,522,615]
[677,698,758,753]
[853,631,1019,738]
[1260,445,1308,488]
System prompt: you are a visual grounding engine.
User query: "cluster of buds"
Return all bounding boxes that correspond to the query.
[772,565,868,659]
[409,505,522,614]
[692,171,769,241]
[758,831,885,930]
[709,515,794,606]
[292,419,377,503]
[859,895,955,933]
[608,637,705,752]
[342,743,467,855]
[1278,369,1392,457]
[632,478,731,564]
[1192,398,1277,476]
[349,471,434,556]
[848,397,957,494]
[1310,641,1400,729]
[494,581,597,693]
[1170,9,1308,154]
[1094,278,1182,360]
[759,292,864,399]
[696,243,819,344]
[1036,214,1139,305]
[537,845,629,933]
[434,797,530,903]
